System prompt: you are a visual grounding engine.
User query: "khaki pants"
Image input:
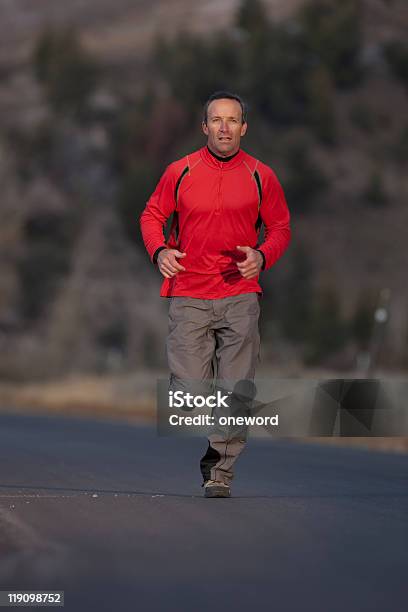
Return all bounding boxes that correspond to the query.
[166,293,261,485]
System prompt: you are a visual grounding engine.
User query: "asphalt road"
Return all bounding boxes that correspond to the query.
[0,411,407,612]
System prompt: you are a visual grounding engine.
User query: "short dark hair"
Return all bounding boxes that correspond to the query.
[203,91,248,125]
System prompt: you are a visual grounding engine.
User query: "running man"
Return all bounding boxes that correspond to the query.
[140,91,291,497]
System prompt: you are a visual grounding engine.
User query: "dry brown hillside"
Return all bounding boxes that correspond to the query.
[0,0,308,66]
[0,0,407,380]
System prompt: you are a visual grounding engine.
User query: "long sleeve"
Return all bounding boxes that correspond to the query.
[257,169,291,271]
[139,164,177,262]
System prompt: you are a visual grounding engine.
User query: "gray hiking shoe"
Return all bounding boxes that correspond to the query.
[203,480,231,498]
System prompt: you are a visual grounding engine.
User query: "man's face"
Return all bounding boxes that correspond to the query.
[202,98,247,157]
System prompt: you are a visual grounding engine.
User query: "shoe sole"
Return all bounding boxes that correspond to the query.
[204,486,231,498]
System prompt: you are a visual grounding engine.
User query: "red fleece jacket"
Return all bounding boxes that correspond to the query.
[140,146,291,298]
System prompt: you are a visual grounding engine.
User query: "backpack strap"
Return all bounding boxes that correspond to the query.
[173,154,202,210]
[243,159,263,231]
[243,159,262,209]
[168,155,201,246]
[174,165,189,210]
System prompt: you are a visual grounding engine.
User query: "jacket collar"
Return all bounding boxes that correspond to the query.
[200,145,245,170]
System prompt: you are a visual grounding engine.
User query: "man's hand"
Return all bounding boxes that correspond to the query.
[157,248,186,279]
[236,246,263,279]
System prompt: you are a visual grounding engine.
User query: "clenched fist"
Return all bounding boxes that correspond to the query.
[236,246,263,279]
[157,248,186,279]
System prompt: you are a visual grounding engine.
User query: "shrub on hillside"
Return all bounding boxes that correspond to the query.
[305,65,337,144]
[33,27,99,118]
[284,138,329,213]
[392,125,408,163]
[17,210,77,322]
[349,102,377,133]
[280,242,314,342]
[298,0,364,89]
[351,289,377,350]
[118,161,158,248]
[303,284,349,365]
[236,0,267,35]
[3,121,55,181]
[363,169,388,207]
[383,40,408,88]
[153,33,240,120]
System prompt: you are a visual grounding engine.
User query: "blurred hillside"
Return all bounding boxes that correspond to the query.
[0,0,306,66]
[0,0,408,381]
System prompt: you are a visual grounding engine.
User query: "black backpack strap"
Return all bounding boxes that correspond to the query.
[167,157,190,246]
[174,165,189,210]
